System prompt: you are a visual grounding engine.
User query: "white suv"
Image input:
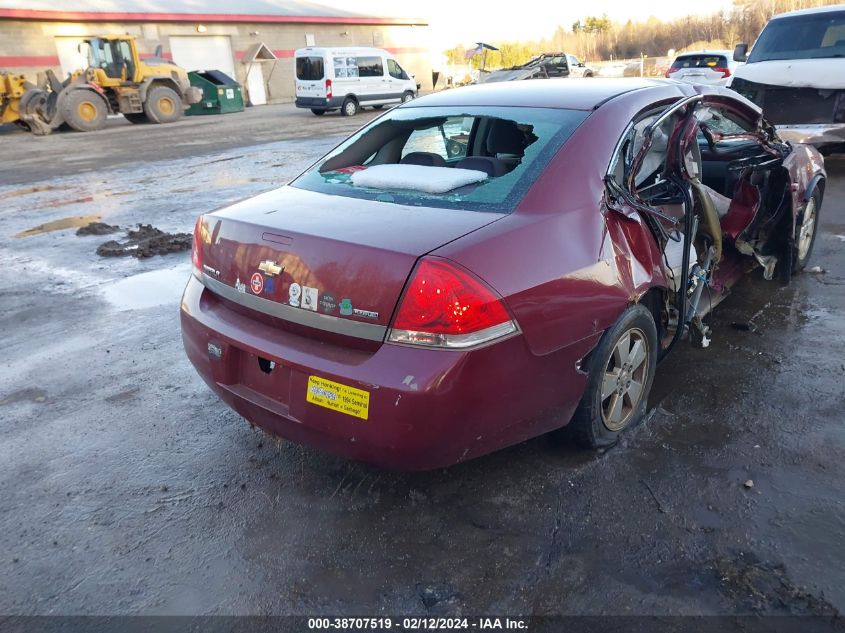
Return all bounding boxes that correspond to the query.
[665,50,741,86]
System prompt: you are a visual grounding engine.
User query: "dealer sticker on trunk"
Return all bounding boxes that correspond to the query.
[306,375,370,420]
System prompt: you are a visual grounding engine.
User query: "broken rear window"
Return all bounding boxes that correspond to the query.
[291,106,588,213]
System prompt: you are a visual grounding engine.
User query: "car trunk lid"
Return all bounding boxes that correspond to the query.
[199,186,505,342]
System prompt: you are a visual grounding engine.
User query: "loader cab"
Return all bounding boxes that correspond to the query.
[84,37,137,83]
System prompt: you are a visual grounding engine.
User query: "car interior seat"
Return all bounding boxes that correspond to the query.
[454,156,508,177]
[400,152,447,167]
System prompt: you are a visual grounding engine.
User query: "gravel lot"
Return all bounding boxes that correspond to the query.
[0,105,843,620]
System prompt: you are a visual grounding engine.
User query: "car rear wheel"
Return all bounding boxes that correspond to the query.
[372,104,384,110]
[341,98,359,117]
[568,304,658,448]
[793,188,821,273]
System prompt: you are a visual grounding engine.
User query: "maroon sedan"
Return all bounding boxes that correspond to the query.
[182,79,825,469]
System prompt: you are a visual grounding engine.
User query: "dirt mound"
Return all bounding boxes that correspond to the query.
[76,222,120,236]
[96,224,192,258]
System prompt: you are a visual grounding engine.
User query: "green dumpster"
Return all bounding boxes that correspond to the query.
[186,70,244,115]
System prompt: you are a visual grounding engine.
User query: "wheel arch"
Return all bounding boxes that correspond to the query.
[139,77,182,103]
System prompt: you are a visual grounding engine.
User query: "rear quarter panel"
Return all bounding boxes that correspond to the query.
[433,87,682,357]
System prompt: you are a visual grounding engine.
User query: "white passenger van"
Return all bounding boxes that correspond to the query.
[731,4,845,152]
[294,47,418,116]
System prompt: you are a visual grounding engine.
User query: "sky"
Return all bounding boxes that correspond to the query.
[332,0,737,48]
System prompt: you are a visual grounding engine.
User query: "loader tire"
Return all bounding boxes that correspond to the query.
[144,86,183,124]
[123,113,149,124]
[62,90,107,133]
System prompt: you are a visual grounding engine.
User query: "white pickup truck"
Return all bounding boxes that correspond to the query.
[482,53,595,83]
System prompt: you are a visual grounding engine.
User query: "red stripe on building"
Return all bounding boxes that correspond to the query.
[256,48,428,59]
[0,55,60,67]
[0,9,427,26]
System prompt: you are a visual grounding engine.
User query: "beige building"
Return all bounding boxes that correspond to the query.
[0,1,431,105]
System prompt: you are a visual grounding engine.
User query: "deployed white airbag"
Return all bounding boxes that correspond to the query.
[351,164,488,194]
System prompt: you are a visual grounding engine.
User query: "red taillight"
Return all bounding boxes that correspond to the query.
[325,78,332,100]
[665,67,679,77]
[191,215,204,275]
[388,257,517,349]
[714,67,731,78]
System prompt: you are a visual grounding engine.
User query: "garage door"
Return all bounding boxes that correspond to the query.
[55,37,88,78]
[169,36,235,78]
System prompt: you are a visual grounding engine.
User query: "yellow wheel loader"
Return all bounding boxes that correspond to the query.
[0,36,202,135]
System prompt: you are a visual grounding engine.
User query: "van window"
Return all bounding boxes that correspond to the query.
[296,56,324,81]
[387,59,409,80]
[357,56,384,77]
[747,9,845,62]
[333,56,359,78]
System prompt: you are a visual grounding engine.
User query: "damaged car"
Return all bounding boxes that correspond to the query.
[482,53,595,83]
[181,79,825,470]
[731,4,845,152]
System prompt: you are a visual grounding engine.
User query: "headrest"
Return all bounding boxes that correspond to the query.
[486,119,527,156]
[455,156,507,177]
[400,152,447,167]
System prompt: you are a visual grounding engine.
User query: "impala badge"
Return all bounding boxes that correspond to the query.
[258,260,284,276]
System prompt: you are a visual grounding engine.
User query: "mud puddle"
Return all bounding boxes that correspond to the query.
[101,264,191,310]
[14,214,102,238]
[96,224,192,258]
[75,222,120,236]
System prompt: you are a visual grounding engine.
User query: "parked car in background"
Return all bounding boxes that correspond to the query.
[482,53,594,83]
[294,46,417,116]
[665,50,740,86]
[182,79,825,470]
[730,4,845,152]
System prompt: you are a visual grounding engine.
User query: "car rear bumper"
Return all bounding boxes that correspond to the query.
[180,275,592,470]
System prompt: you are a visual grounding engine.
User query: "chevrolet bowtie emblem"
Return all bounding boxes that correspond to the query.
[258,260,284,276]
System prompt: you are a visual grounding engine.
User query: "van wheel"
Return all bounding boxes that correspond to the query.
[792,188,821,273]
[372,105,384,110]
[567,304,658,448]
[310,109,325,116]
[401,91,415,103]
[341,98,359,117]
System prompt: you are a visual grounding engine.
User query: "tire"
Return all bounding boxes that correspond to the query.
[584,72,594,78]
[401,91,415,103]
[310,109,326,116]
[123,112,148,124]
[341,97,359,117]
[567,304,658,448]
[62,90,107,132]
[792,187,821,273]
[143,85,183,124]
[372,104,384,110]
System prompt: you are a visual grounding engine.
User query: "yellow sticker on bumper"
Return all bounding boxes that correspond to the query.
[306,375,370,420]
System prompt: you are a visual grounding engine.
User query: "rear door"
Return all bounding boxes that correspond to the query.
[295,54,327,99]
